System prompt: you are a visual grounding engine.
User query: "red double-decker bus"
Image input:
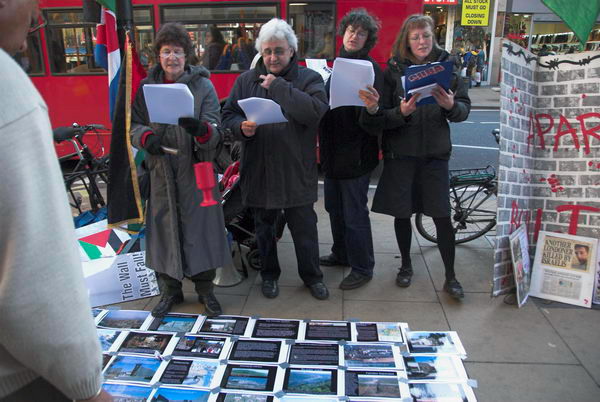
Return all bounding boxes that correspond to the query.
[17,0,424,157]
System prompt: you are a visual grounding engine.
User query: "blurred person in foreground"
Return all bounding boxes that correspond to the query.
[222,18,330,300]
[360,14,471,299]
[318,8,383,290]
[0,0,111,400]
[131,23,231,318]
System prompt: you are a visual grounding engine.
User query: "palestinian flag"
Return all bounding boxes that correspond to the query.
[78,228,131,261]
[107,31,147,230]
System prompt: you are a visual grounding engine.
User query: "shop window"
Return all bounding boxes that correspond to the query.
[45,9,103,74]
[133,7,155,70]
[288,2,335,60]
[161,4,278,71]
[503,14,531,49]
[15,32,45,75]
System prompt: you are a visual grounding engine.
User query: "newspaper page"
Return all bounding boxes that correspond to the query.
[509,225,532,307]
[529,231,598,308]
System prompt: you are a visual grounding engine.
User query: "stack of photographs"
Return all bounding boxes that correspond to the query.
[95,311,477,401]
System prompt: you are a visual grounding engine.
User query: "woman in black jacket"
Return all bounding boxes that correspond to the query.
[360,14,471,299]
[318,8,383,290]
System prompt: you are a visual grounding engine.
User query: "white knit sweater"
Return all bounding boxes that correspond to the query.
[0,48,103,399]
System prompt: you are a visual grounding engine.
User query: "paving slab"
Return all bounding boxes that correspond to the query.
[241,285,343,320]
[466,362,599,402]
[540,307,600,384]
[442,293,578,364]
[343,253,438,302]
[343,300,449,331]
[422,245,495,293]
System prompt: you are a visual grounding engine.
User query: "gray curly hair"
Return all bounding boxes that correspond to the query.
[255,18,298,52]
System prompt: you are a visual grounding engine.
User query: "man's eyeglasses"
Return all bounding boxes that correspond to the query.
[409,33,433,42]
[346,27,368,40]
[160,50,186,59]
[29,14,47,34]
[261,47,291,57]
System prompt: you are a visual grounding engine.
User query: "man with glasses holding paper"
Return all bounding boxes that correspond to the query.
[222,18,330,301]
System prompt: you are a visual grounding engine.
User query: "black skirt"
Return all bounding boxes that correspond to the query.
[372,156,450,218]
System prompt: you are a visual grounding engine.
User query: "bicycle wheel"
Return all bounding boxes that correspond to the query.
[415,182,497,244]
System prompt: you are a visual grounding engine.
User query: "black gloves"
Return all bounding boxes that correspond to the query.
[178,117,209,138]
[144,134,163,155]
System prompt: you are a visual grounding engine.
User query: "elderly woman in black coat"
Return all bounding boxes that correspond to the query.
[360,14,471,299]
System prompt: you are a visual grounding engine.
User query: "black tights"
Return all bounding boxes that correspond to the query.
[394,217,456,280]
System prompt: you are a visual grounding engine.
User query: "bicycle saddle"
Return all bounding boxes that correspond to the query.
[53,126,82,143]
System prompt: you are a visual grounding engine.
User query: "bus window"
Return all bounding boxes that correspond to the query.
[161,4,278,71]
[15,32,45,75]
[133,7,155,70]
[289,1,335,60]
[45,9,103,74]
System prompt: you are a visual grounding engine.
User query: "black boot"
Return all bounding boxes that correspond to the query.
[199,292,223,317]
[444,278,464,299]
[151,293,184,317]
[396,264,413,287]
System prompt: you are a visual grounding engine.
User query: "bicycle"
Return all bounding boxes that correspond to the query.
[53,123,109,213]
[415,129,500,244]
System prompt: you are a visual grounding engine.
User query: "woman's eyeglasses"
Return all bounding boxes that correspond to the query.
[160,50,186,59]
[409,33,433,42]
[261,47,291,57]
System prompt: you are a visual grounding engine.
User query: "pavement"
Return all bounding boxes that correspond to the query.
[468,85,500,110]
[101,88,600,400]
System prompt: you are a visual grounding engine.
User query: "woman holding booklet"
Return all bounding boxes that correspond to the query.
[131,23,231,318]
[359,14,471,299]
[318,8,384,290]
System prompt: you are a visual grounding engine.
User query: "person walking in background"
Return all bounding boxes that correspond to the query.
[318,8,383,290]
[474,45,485,87]
[202,25,226,70]
[0,0,111,400]
[131,23,231,318]
[222,18,330,301]
[360,14,471,300]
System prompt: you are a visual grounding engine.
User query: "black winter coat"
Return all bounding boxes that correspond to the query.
[221,54,328,209]
[360,48,470,160]
[319,54,383,179]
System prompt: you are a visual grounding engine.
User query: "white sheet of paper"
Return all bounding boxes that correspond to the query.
[306,58,332,82]
[407,82,438,99]
[329,57,374,109]
[142,83,194,125]
[237,97,288,126]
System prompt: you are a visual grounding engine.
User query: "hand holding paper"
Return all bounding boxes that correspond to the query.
[329,57,375,109]
[237,97,288,126]
[142,83,194,125]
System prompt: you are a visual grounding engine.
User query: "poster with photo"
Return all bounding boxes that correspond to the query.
[409,382,476,402]
[147,313,200,333]
[593,251,600,305]
[509,225,532,308]
[104,354,163,383]
[102,354,114,370]
[220,364,279,393]
[276,396,338,402]
[530,231,598,308]
[352,322,408,343]
[252,319,300,340]
[304,321,351,341]
[97,310,152,330]
[102,382,153,401]
[228,339,286,364]
[158,358,220,388]
[93,309,107,323]
[118,331,174,355]
[198,316,251,336]
[171,335,231,360]
[97,328,125,353]
[288,342,340,367]
[342,343,400,369]
[404,355,468,382]
[282,367,338,396]
[345,370,408,399]
[149,386,211,401]
[216,392,275,401]
[407,332,466,356]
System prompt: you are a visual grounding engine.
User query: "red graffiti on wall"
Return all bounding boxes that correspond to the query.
[539,174,564,193]
[526,112,600,154]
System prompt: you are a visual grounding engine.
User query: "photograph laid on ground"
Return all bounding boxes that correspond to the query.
[283,367,338,395]
[147,312,200,332]
[404,355,468,382]
[343,343,398,369]
[97,328,123,352]
[288,342,340,366]
[216,393,275,401]
[171,335,230,359]
[118,331,174,355]
[409,382,476,402]
[228,339,284,363]
[102,382,153,401]
[407,332,466,356]
[158,358,220,388]
[345,370,403,399]
[97,309,151,329]
[102,354,113,370]
[304,320,351,341]
[198,316,250,336]
[220,364,278,392]
[149,386,211,401]
[104,354,163,383]
[353,322,407,343]
[252,318,301,339]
